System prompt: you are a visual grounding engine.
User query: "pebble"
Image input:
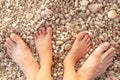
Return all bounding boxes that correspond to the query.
[108,10,117,19]
[88,3,103,13]
[64,44,72,50]
[75,0,78,7]
[80,0,89,7]
[56,40,64,46]
[110,4,118,10]
[94,22,106,27]
[0,52,4,59]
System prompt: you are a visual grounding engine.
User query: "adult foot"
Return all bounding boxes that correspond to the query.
[64,31,92,66]
[5,33,39,80]
[78,42,116,80]
[34,26,53,66]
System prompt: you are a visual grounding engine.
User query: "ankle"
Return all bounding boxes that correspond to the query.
[64,59,75,68]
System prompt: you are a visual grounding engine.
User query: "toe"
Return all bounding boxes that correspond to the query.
[76,31,86,40]
[41,27,46,35]
[35,31,39,39]
[93,42,110,55]
[38,28,42,35]
[6,38,16,48]
[10,33,24,44]
[5,42,13,53]
[102,46,115,60]
[87,41,92,47]
[82,35,89,42]
[46,27,52,36]
[86,37,91,44]
[7,49,12,57]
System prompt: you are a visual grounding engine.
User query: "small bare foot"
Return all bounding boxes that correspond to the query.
[64,31,92,66]
[5,33,39,80]
[78,42,116,80]
[34,27,53,80]
[34,26,52,66]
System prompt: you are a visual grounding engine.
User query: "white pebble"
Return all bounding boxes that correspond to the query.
[88,3,103,13]
[56,40,64,45]
[108,10,117,19]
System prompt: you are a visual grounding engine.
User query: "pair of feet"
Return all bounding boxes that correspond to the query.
[5,27,116,80]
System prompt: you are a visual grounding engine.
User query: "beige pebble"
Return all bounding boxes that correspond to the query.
[80,0,89,6]
[56,40,64,45]
[64,44,72,50]
[108,10,117,19]
[88,3,103,13]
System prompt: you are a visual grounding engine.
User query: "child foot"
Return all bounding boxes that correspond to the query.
[5,33,39,80]
[64,31,92,66]
[34,27,52,66]
[78,42,116,80]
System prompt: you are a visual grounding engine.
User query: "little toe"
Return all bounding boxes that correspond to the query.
[76,31,86,41]
[6,38,16,48]
[93,42,110,55]
[46,27,52,37]
[6,49,12,57]
[10,33,24,44]
[5,42,13,53]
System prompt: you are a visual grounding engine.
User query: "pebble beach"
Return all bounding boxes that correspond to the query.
[0,0,120,80]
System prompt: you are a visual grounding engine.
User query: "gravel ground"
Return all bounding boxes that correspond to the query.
[0,0,120,80]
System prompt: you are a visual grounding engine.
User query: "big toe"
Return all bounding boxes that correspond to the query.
[76,31,86,41]
[10,33,24,44]
[93,42,110,55]
[46,27,52,37]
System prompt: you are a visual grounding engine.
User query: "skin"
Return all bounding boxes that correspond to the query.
[63,31,92,80]
[77,42,116,80]
[5,33,39,80]
[5,27,116,80]
[34,27,53,80]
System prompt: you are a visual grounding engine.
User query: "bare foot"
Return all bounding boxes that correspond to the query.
[34,27,52,66]
[5,33,39,80]
[34,27,53,80]
[64,31,92,66]
[78,42,116,80]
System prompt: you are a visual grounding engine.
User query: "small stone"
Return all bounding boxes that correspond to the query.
[0,76,7,80]
[55,18,60,24]
[95,22,106,27]
[75,0,78,7]
[44,8,53,16]
[56,40,64,45]
[79,13,88,20]
[80,0,89,7]
[0,52,4,59]
[69,10,75,15]
[64,44,72,50]
[88,3,103,13]
[110,4,118,10]
[108,10,117,19]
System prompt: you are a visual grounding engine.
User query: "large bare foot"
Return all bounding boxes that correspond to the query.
[63,32,92,80]
[34,27,53,80]
[64,31,92,66]
[5,33,39,80]
[78,42,116,80]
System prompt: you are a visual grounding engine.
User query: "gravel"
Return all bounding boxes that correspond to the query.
[0,0,120,80]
